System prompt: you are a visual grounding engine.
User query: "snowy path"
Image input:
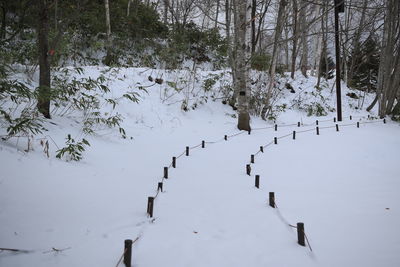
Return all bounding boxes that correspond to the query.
[135,119,400,267]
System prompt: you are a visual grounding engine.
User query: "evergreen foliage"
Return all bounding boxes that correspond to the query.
[348,37,380,92]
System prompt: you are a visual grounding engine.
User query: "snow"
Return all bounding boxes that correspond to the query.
[1,67,399,267]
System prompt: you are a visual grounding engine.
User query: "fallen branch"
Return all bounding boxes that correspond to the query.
[0,247,31,253]
[43,247,71,254]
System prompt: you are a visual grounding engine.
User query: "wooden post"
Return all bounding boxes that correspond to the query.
[147,197,154,217]
[334,117,336,123]
[251,154,255,163]
[336,124,339,132]
[316,120,319,125]
[124,239,133,267]
[316,127,319,135]
[260,146,264,153]
[269,192,275,208]
[202,140,205,148]
[274,124,278,131]
[350,115,352,120]
[357,122,360,128]
[186,146,189,156]
[224,135,227,141]
[383,118,386,124]
[255,175,260,188]
[274,137,277,144]
[246,164,251,176]
[172,157,176,168]
[163,167,168,179]
[293,131,296,140]
[297,222,305,246]
[297,122,300,127]
[157,182,163,192]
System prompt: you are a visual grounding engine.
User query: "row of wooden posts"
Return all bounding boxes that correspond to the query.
[244,117,387,249]
[122,116,387,266]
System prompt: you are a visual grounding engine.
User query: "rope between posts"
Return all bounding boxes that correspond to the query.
[228,131,246,138]
[296,128,315,134]
[190,143,202,150]
[274,203,313,252]
[319,125,336,130]
[288,224,313,252]
[277,133,292,140]
[277,123,299,128]
[115,236,140,267]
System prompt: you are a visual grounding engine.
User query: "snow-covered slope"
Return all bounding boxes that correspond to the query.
[1,67,399,267]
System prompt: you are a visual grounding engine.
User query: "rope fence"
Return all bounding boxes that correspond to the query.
[118,114,387,266]
[246,116,387,253]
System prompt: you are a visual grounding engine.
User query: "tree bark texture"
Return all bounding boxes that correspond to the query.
[233,0,251,131]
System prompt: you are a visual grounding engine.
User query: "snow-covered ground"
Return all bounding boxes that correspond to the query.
[1,67,399,267]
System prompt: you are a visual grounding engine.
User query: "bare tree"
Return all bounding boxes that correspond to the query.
[262,0,287,120]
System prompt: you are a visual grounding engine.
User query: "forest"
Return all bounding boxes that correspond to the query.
[1,1,400,267]
[1,0,399,138]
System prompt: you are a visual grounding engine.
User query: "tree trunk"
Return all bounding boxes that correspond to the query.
[104,0,113,65]
[233,0,251,131]
[290,0,298,79]
[348,0,367,84]
[376,0,399,117]
[310,0,321,77]
[1,1,7,39]
[163,0,169,24]
[214,0,220,29]
[37,0,51,119]
[251,0,256,54]
[299,0,308,77]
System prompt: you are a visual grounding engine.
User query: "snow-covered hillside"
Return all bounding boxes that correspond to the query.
[1,67,399,267]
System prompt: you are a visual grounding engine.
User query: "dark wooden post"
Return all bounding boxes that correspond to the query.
[186,146,189,156]
[293,131,296,140]
[172,157,176,168]
[255,175,260,188]
[316,127,319,135]
[316,120,319,125]
[334,117,336,123]
[260,146,264,153]
[274,137,277,144]
[350,115,352,120]
[297,122,300,127]
[251,154,255,163]
[163,167,168,179]
[202,140,205,148]
[383,118,386,124]
[157,182,163,192]
[124,239,133,267]
[336,124,339,131]
[269,192,275,208]
[274,124,278,131]
[357,122,360,128]
[246,164,251,176]
[297,222,305,246]
[224,135,227,141]
[147,197,154,217]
